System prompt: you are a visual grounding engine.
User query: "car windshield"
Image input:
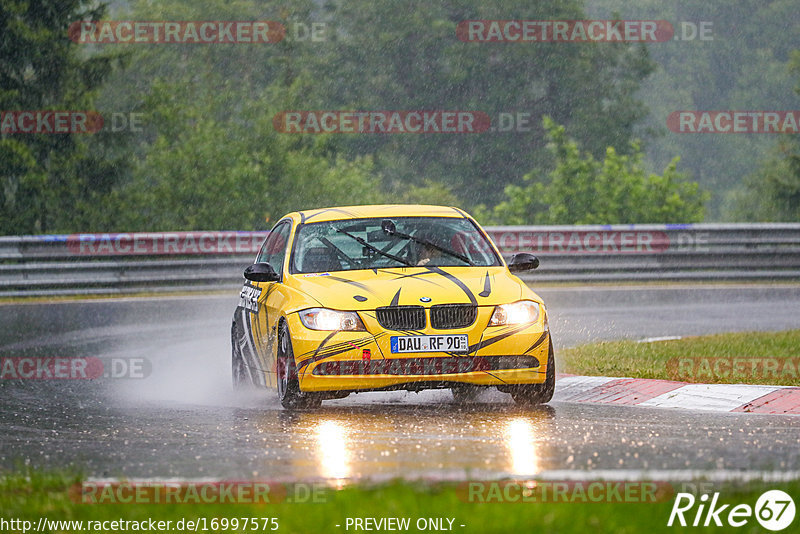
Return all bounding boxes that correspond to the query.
[291,217,501,273]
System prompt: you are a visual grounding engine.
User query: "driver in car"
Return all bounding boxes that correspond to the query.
[415,230,447,266]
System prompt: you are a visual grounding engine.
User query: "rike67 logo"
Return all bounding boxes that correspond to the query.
[668,490,795,531]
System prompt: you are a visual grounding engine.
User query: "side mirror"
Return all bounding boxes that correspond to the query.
[508,253,539,273]
[244,263,280,282]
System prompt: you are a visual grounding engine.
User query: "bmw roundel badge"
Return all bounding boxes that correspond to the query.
[420,296,432,303]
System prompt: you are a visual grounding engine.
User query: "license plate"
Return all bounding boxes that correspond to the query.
[390,335,469,353]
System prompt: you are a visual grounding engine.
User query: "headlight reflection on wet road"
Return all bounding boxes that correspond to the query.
[504,417,539,476]
[273,403,556,483]
[315,419,351,485]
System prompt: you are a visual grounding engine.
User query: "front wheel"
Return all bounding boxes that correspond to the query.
[277,323,322,409]
[510,341,555,406]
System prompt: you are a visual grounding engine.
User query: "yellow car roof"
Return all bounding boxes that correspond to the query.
[289,204,469,224]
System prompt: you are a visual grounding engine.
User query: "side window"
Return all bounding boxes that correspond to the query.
[256,221,291,276]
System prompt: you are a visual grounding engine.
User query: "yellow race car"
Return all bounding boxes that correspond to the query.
[231,205,554,408]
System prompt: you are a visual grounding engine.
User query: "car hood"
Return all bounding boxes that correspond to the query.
[284,266,537,310]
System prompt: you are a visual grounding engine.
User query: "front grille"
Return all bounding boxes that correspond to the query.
[376,306,426,330]
[430,304,477,329]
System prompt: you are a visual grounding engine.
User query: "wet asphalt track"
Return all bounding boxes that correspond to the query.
[1,284,799,481]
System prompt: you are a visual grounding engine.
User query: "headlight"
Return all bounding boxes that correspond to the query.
[488,301,540,326]
[299,308,366,331]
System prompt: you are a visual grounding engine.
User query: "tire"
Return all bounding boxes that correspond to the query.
[231,322,250,389]
[277,322,322,409]
[511,341,555,406]
[451,384,483,403]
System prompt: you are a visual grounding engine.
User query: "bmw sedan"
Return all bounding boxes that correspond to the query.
[231,204,553,408]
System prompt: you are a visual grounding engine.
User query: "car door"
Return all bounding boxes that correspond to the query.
[248,220,292,387]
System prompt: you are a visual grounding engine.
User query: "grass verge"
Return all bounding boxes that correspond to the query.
[1,469,799,534]
[561,330,800,385]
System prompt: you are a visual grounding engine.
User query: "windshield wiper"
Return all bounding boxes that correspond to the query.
[332,226,414,267]
[318,236,359,268]
[381,219,474,266]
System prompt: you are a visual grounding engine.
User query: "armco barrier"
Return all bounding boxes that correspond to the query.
[0,224,799,297]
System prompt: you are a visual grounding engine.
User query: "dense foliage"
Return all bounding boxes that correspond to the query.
[0,0,796,234]
[0,0,122,233]
[482,118,708,224]
[728,51,800,222]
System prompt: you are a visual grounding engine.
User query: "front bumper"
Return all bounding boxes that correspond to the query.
[286,306,550,392]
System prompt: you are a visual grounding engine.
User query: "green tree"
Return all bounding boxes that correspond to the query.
[80,0,388,231]
[591,0,800,218]
[487,117,708,224]
[727,140,800,221]
[304,0,655,207]
[727,50,800,221]
[0,0,121,234]
[109,77,384,231]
